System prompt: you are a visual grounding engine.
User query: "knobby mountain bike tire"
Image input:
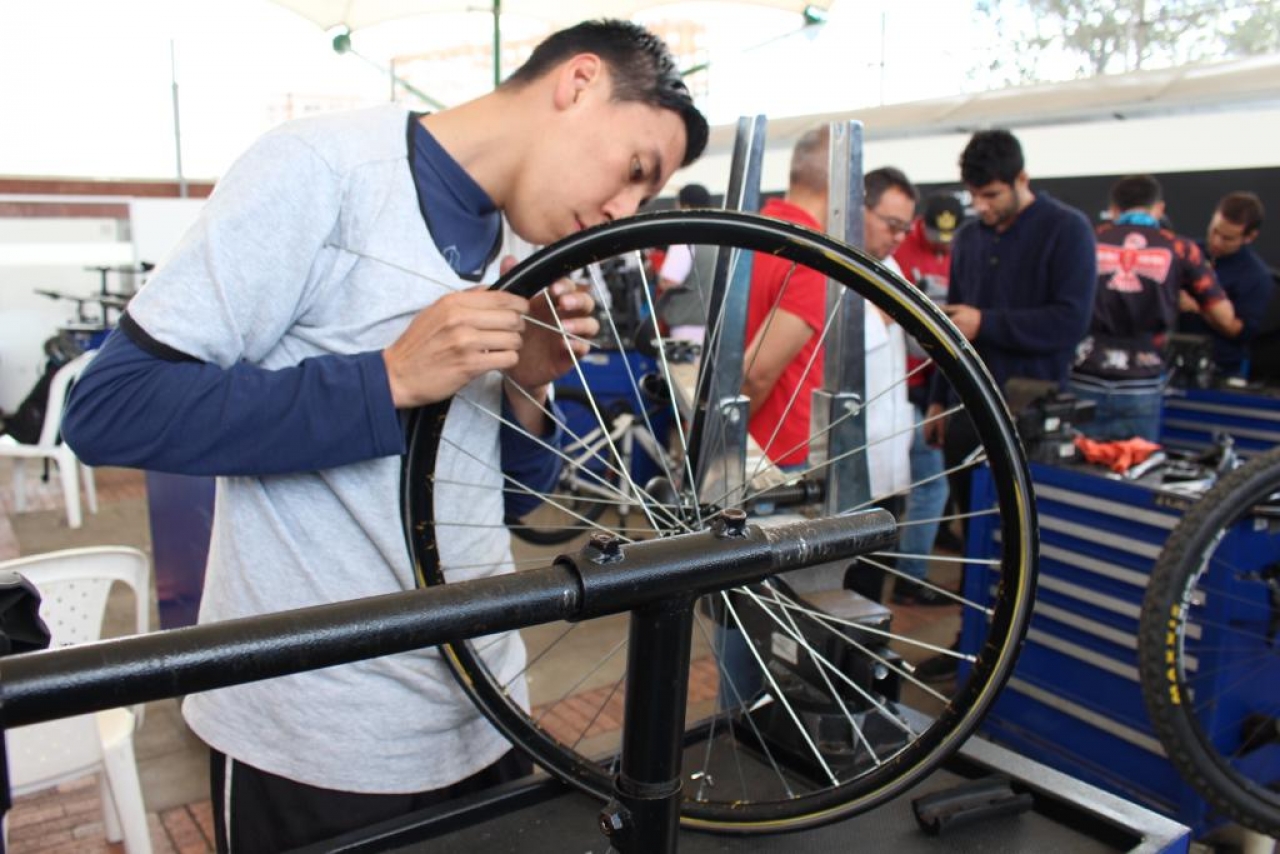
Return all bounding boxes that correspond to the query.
[402,209,1037,832]
[1138,446,1280,837]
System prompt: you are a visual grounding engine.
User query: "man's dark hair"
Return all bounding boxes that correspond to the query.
[865,166,917,209]
[1218,191,1265,235]
[1110,175,1162,211]
[960,129,1024,188]
[677,183,713,208]
[503,19,708,167]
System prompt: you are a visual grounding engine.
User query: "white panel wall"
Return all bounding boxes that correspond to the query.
[0,198,204,413]
[0,218,130,412]
[130,198,206,269]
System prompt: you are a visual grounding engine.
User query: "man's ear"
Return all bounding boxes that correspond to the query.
[552,53,603,110]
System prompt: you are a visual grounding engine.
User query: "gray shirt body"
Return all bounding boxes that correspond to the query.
[127,105,526,793]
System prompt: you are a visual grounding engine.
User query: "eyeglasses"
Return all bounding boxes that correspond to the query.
[866,208,913,236]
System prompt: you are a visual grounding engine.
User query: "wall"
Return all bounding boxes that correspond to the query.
[0,217,131,411]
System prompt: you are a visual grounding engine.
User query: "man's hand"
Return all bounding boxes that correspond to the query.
[943,304,982,341]
[502,256,599,398]
[923,402,947,448]
[1177,289,1199,314]
[383,288,530,409]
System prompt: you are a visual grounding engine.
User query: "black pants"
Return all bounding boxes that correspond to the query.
[843,494,905,601]
[942,411,981,521]
[210,748,531,853]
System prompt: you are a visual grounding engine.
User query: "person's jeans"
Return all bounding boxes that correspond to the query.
[714,623,763,711]
[897,410,949,582]
[1069,381,1163,442]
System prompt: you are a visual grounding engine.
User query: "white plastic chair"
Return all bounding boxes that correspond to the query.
[1,546,153,854]
[0,351,98,529]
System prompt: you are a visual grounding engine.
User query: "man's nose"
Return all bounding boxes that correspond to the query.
[603,186,648,222]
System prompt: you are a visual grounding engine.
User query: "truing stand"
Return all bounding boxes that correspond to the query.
[0,510,895,854]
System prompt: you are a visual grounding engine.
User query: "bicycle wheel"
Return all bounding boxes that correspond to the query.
[506,389,633,546]
[403,209,1037,831]
[1138,446,1280,836]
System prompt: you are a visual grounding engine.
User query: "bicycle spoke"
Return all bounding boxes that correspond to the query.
[721,593,841,787]
[739,586,918,742]
[620,259,704,518]
[895,508,998,529]
[759,590,963,699]
[452,394,691,535]
[852,554,991,612]
[689,610,795,801]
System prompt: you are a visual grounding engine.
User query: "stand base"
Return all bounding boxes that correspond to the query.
[291,736,1190,854]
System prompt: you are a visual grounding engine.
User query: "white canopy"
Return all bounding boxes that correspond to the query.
[269,0,829,31]
[702,51,1280,151]
[678,52,1280,190]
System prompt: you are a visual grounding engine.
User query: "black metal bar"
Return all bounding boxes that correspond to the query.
[599,596,696,853]
[1,512,895,730]
[569,509,895,620]
[0,564,581,729]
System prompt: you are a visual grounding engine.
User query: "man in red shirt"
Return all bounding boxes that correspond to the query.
[895,193,964,303]
[741,126,916,468]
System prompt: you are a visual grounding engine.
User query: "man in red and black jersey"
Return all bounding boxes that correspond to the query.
[1070,175,1241,441]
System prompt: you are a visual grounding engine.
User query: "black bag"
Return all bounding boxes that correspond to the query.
[1,361,59,444]
[0,334,83,445]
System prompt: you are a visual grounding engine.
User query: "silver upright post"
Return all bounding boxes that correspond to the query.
[812,120,869,514]
[170,40,187,199]
[690,115,766,508]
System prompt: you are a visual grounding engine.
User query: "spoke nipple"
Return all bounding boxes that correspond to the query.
[690,770,715,787]
[714,508,748,538]
[588,532,624,561]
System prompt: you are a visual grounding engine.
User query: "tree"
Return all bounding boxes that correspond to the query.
[974,0,1280,86]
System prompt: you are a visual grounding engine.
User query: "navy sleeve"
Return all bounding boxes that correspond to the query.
[63,323,406,477]
[976,213,1098,356]
[500,394,565,519]
[1234,264,1276,344]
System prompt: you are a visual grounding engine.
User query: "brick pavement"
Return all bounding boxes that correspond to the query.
[0,465,216,853]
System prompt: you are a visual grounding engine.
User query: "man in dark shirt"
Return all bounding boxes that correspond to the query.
[1178,192,1273,377]
[917,129,1095,682]
[1071,175,1239,441]
[924,129,1096,480]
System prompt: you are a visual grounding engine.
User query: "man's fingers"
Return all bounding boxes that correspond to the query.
[440,304,528,334]
[452,288,529,315]
[542,278,595,315]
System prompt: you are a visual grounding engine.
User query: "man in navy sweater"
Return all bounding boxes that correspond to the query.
[925,129,1095,476]
[1179,192,1274,377]
[927,130,1097,418]
[918,129,1095,681]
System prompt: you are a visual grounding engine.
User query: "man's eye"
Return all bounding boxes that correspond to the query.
[631,158,644,181]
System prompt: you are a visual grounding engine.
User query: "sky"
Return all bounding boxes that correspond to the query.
[4,0,987,181]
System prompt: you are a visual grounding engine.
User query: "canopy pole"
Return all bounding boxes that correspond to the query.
[492,0,502,89]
